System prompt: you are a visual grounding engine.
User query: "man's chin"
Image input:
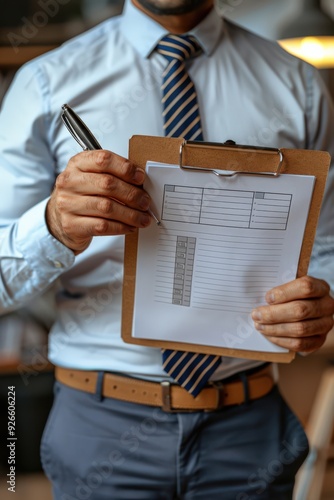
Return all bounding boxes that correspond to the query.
[134,0,208,16]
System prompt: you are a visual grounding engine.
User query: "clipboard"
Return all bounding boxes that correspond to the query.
[122,135,330,363]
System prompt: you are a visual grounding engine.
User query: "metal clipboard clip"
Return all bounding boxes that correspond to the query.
[179,140,284,177]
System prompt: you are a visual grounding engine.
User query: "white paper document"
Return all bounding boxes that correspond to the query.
[133,162,315,353]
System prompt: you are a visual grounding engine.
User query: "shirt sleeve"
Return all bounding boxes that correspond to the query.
[305,66,334,292]
[0,63,75,315]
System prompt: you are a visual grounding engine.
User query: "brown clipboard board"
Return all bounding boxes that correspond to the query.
[122,135,330,363]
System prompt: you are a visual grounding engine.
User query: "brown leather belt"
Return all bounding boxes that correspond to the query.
[55,364,275,412]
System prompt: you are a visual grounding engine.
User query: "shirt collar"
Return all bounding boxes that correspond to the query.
[120,0,223,58]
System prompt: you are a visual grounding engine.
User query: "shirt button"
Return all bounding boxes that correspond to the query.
[53,260,64,269]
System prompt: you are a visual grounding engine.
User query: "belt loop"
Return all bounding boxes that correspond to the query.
[94,371,105,402]
[239,372,250,405]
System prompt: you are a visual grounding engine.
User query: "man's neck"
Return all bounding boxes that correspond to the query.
[131,0,214,33]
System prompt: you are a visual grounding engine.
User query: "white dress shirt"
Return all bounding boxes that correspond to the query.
[1,0,334,380]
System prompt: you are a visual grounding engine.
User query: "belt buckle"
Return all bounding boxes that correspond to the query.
[161,380,226,412]
[161,381,176,412]
[161,381,194,412]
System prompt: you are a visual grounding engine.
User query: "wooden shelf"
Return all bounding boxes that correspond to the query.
[0,358,54,375]
[0,45,57,68]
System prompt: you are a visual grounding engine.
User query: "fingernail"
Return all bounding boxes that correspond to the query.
[134,168,145,184]
[254,322,264,331]
[267,293,275,304]
[139,195,150,210]
[252,310,262,321]
[140,214,151,227]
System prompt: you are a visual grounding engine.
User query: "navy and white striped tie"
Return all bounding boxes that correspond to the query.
[157,34,221,397]
[156,34,204,141]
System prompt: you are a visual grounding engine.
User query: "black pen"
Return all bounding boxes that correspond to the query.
[61,104,161,225]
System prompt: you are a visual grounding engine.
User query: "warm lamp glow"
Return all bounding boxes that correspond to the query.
[279,36,334,68]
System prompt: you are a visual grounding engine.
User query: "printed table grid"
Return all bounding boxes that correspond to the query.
[162,185,292,230]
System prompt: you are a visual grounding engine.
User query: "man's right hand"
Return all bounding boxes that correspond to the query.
[46,150,152,255]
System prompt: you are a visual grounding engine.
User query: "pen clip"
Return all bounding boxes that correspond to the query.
[61,104,102,151]
[61,112,89,151]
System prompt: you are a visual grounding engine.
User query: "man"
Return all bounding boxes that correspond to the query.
[1,0,334,498]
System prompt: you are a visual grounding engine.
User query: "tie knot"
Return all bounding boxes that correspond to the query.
[156,34,202,62]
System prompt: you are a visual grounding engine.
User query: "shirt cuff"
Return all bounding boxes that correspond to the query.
[309,237,334,294]
[16,198,75,275]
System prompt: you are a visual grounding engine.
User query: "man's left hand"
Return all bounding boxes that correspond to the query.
[252,276,334,352]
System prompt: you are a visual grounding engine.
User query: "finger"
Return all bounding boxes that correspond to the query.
[252,295,334,324]
[57,172,151,210]
[265,276,330,304]
[73,195,151,222]
[68,150,146,185]
[264,333,327,353]
[59,196,152,228]
[64,215,147,240]
[254,315,334,338]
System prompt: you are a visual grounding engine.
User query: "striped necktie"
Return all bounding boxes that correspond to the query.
[156,34,204,141]
[156,34,221,397]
